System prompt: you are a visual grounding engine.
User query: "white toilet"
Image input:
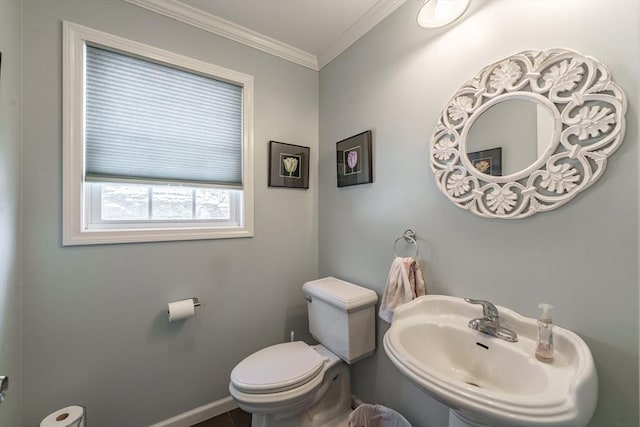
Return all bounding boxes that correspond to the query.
[229,277,378,427]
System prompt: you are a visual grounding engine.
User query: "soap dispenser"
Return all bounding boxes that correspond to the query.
[535,303,554,363]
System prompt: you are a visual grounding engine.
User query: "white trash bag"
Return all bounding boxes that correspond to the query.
[347,404,412,427]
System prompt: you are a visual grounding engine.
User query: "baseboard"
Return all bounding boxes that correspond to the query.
[149,396,238,427]
[150,393,362,426]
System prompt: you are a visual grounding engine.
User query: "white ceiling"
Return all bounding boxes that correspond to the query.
[124,0,407,70]
[180,0,378,55]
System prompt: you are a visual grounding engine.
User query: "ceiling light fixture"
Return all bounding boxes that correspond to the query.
[417,0,471,29]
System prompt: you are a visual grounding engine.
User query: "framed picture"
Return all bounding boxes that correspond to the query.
[268,141,310,189]
[336,130,373,187]
[467,147,502,176]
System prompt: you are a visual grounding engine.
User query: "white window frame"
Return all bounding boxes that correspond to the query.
[62,22,254,245]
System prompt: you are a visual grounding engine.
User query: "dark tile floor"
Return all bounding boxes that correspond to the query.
[191,408,252,427]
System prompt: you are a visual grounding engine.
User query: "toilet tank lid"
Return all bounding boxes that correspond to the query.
[303,277,378,311]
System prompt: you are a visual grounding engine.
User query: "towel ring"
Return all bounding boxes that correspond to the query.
[393,229,419,258]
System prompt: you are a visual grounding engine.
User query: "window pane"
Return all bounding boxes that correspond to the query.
[101,184,149,220]
[196,189,231,219]
[152,187,193,220]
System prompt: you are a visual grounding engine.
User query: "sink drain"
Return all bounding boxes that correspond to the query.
[466,381,481,388]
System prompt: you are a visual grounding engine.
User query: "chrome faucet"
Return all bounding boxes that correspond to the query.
[464,298,518,342]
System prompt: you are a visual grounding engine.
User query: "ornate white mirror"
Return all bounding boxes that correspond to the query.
[430,48,627,219]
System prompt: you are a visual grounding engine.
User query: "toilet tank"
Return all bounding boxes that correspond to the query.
[303,277,378,364]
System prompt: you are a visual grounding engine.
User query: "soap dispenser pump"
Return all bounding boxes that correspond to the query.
[535,303,554,363]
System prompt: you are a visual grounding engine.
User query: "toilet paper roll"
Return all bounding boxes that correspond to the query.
[168,299,195,322]
[40,405,84,427]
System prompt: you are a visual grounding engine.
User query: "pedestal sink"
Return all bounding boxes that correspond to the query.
[383,295,597,427]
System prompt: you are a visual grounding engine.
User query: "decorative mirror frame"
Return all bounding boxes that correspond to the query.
[429,48,627,219]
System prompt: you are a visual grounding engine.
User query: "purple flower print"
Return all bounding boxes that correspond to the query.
[347,150,358,173]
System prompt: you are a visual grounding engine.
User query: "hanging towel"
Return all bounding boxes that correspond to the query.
[379,257,426,323]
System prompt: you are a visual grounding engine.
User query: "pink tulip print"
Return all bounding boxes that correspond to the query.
[347,150,358,174]
[336,131,371,187]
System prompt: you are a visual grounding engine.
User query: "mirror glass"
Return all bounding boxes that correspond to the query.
[466,99,553,177]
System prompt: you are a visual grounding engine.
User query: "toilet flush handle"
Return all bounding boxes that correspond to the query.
[305,296,312,303]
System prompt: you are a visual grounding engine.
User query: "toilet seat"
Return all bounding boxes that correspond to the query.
[230,341,326,394]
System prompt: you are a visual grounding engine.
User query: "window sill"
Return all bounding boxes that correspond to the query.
[62,225,253,246]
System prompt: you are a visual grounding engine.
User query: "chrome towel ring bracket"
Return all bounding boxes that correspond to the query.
[393,229,419,258]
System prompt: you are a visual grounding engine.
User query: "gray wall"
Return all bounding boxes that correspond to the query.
[21,0,318,425]
[318,1,638,426]
[0,0,23,426]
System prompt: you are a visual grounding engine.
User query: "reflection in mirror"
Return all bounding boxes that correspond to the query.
[466,99,553,176]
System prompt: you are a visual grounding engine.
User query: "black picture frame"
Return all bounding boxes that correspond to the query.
[467,147,502,176]
[336,130,373,187]
[268,141,310,189]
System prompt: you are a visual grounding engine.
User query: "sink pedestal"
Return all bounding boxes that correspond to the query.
[449,409,495,427]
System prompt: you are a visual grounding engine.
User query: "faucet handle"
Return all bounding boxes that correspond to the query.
[464,298,499,320]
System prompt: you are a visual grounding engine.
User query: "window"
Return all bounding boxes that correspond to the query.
[63,22,254,245]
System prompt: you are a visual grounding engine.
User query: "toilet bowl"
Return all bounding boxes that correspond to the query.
[230,343,351,426]
[229,277,378,427]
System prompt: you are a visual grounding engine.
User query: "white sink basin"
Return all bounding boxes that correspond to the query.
[383,295,597,427]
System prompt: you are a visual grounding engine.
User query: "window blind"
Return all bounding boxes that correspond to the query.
[85,45,243,187]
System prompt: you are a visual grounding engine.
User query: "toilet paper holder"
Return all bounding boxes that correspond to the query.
[185,297,201,307]
[166,298,201,322]
[167,297,201,311]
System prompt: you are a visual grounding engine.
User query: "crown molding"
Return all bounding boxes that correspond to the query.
[122,0,405,71]
[318,0,406,69]
[122,0,319,70]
